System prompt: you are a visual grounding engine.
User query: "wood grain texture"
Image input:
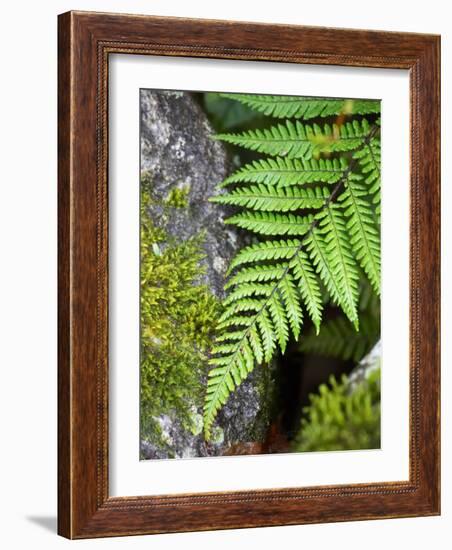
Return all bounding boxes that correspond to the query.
[57,10,440,539]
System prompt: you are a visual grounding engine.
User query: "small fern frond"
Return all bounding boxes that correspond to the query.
[305,221,359,328]
[299,313,380,362]
[268,292,290,353]
[279,273,304,340]
[215,121,315,159]
[223,282,274,306]
[204,292,279,437]
[217,298,265,324]
[225,211,314,236]
[228,239,301,271]
[289,249,323,333]
[225,264,288,289]
[211,183,328,211]
[316,204,360,327]
[220,157,347,188]
[339,174,381,294]
[219,93,380,119]
[216,119,372,159]
[257,307,277,361]
[353,136,381,216]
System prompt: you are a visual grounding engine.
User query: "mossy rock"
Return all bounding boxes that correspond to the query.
[140,90,276,459]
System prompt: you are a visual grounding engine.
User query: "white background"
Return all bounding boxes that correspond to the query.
[0,0,449,548]
[110,56,409,496]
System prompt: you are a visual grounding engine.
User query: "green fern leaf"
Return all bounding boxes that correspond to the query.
[223,282,274,306]
[204,304,274,437]
[220,157,347,188]
[248,324,264,364]
[289,249,323,333]
[339,174,381,294]
[228,239,301,271]
[268,292,290,353]
[216,119,372,159]
[225,211,314,236]
[211,184,328,211]
[279,274,303,340]
[299,313,380,362]
[257,307,277,361]
[215,121,315,159]
[305,220,359,327]
[219,93,380,119]
[353,136,381,216]
[218,298,265,324]
[225,264,288,289]
[216,315,254,330]
[316,204,360,327]
[203,94,381,438]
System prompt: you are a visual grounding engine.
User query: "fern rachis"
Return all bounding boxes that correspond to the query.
[204,94,381,438]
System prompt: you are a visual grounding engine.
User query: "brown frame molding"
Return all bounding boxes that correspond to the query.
[58,10,440,539]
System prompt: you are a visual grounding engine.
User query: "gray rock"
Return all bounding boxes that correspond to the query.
[348,340,381,392]
[141,89,238,297]
[140,89,274,459]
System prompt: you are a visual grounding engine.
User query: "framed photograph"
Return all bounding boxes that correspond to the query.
[58,11,440,538]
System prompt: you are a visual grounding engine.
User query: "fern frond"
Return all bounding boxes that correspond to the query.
[339,174,381,294]
[228,239,301,271]
[215,121,314,159]
[279,274,303,340]
[204,295,276,437]
[218,298,265,324]
[268,292,290,353]
[219,93,380,119]
[223,282,274,306]
[216,315,254,330]
[299,313,380,362]
[290,249,323,333]
[316,204,360,327]
[248,324,264,364]
[305,217,359,328]
[257,307,277,361]
[225,264,288,289]
[353,136,381,216]
[204,95,381,438]
[211,184,328,211]
[225,211,314,236]
[216,119,372,159]
[220,157,347,188]
[215,330,246,342]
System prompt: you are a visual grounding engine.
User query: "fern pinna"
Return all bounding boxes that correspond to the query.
[204,94,381,438]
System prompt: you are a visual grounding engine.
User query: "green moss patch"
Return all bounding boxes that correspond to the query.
[140,181,221,448]
[292,368,380,452]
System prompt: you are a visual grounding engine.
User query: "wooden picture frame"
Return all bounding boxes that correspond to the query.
[58,10,440,539]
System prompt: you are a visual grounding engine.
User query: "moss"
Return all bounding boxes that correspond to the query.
[292,368,381,452]
[140,181,221,448]
[164,185,190,208]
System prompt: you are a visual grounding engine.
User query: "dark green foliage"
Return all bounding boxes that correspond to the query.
[203,92,263,131]
[292,368,381,452]
[204,94,381,438]
[300,314,379,363]
[300,280,380,362]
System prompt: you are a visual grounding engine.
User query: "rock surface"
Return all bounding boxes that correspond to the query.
[141,89,237,297]
[140,89,274,459]
[348,340,381,391]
